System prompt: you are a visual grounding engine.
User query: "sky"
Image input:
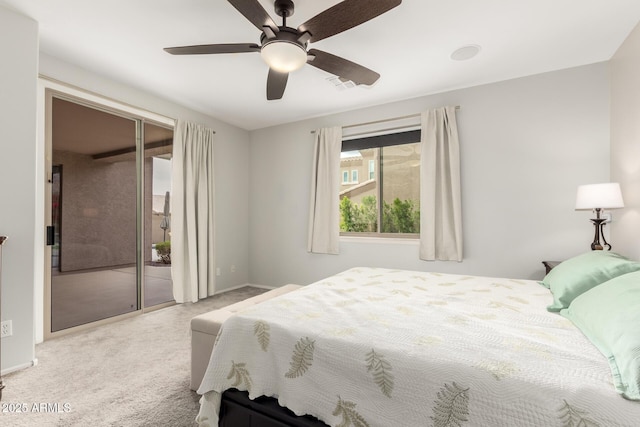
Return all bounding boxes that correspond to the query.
[153,157,171,196]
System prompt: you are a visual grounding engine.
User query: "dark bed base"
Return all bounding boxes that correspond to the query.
[219,389,329,427]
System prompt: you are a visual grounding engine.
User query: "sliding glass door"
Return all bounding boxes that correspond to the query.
[143,123,174,307]
[47,94,174,336]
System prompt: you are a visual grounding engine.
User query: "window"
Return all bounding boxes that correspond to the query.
[342,170,349,184]
[339,130,421,237]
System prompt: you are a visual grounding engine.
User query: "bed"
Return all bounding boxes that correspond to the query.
[196,257,640,426]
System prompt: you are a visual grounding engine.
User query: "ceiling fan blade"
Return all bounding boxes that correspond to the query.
[307,49,380,86]
[164,43,260,55]
[298,0,401,43]
[228,0,278,32]
[266,69,288,100]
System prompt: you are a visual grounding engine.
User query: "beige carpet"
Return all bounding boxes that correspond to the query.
[1,286,267,427]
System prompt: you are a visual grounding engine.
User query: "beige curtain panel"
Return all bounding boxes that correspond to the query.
[420,106,463,261]
[307,126,342,254]
[171,120,216,303]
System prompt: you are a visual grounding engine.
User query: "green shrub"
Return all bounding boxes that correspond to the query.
[340,196,420,234]
[155,241,171,264]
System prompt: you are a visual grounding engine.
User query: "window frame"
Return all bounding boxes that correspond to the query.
[339,129,421,239]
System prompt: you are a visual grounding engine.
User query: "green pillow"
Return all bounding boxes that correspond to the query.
[561,271,640,400]
[543,251,640,312]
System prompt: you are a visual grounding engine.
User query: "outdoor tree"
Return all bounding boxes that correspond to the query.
[382,198,420,233]
[340,196,419,234]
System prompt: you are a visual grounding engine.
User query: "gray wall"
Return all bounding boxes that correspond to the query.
[0,7,38,372]
[611,21,640,259]
[249,63,611,287]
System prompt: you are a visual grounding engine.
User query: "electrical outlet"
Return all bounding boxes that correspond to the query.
[1,320,12,338]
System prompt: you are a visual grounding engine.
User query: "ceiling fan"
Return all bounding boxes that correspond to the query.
[164,0,402,100]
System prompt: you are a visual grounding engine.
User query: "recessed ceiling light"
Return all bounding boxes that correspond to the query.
[450,45,481,61]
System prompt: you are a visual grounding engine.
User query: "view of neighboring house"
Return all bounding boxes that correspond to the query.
[340,149,377,203]
[339,143,421,234]
[340,144,420,203]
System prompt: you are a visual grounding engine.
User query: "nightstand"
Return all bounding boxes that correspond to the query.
[542,261,561,275]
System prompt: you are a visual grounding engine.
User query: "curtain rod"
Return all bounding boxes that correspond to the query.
[310,106,460,134]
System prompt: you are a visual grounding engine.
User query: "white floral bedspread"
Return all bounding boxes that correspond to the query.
[196,267,640,426]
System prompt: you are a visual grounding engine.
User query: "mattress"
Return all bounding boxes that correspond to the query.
[196,267,640,426]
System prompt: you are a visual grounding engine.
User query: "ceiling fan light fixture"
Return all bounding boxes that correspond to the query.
[261,40,307,73]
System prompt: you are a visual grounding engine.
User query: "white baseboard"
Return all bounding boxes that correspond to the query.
[247,283,305,290]
[246,283,277,290]
[1,358,38,376]
[213,283,276,295]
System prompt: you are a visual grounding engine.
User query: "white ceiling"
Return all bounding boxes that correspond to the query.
[3,0,640,131]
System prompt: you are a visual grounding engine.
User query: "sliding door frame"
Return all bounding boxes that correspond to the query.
[42,78,175,340]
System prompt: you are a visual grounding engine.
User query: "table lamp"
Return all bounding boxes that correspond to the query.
[575,183,624,250]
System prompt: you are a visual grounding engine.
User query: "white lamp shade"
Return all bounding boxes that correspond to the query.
[575,182,624,210]
[260,41,307,73]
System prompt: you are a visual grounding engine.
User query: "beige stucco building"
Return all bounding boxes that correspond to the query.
[339,143,421,205]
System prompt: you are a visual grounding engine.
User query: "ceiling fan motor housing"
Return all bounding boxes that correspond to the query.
[274,0,295,18]
[260,26,307,49]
